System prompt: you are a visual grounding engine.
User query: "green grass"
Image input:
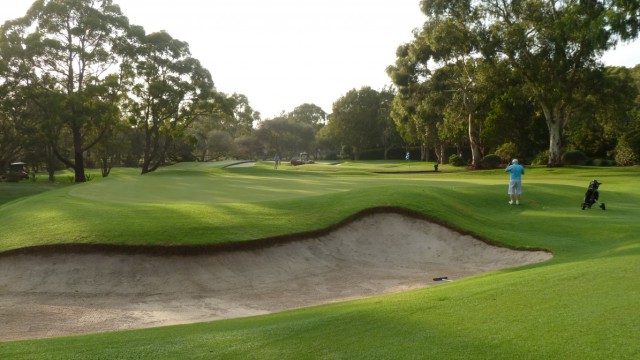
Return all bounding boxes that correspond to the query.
[1,162,639,359]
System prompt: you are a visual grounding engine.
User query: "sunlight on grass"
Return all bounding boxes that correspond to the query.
[1,162,639,359]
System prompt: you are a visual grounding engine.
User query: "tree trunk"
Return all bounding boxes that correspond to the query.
[468,113,481,169]
[540,101,563,167]
[353,146,360,160]
[72,127,86,183]
[46,144,56,183]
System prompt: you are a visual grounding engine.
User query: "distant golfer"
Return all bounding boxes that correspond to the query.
[505,158,525,205]
[274,154,281,169]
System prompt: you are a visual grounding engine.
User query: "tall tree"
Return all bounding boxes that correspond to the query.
[564,66,639,157]
[484,0,640,166]
[389,0,490,168]
[325,87,387,160]
[181,91,257,162]
[257,116,315,159]
[377,87,404,160]
[388,42,449,162]
[288,103,327,128]
[121,29,214,174]
[0,0,129,182]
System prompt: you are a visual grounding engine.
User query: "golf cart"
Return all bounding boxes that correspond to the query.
[290,152,315,166]
[8,162,29,180]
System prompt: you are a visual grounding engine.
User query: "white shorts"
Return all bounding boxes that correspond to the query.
[508,180,522,195]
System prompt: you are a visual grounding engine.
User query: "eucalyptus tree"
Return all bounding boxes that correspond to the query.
[257,116,315,159]
[325,87,389,160]
[186,92,256,161]
[121,29,215,174]
[388,42,448,162]
[0,0,129,182]
[377,87,404,160]
[388,0,490,168]
[288,103,327,128]
[0,113,23,171]
[484,0,640,166]
[213,92,259,138]
[564,66,639,157]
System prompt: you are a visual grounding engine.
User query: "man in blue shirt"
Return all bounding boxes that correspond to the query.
[505,159,525,205]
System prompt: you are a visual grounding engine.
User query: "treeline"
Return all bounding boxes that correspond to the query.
[2,1,640,183]
[387,0,640,168]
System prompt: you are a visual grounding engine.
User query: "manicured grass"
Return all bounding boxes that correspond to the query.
[1,162,639,359]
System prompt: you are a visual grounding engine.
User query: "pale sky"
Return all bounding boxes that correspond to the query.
[2,0,639,119]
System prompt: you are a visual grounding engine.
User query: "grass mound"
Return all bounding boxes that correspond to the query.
[1,163,639,359]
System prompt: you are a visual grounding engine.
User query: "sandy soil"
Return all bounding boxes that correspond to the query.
[0,213,552,341]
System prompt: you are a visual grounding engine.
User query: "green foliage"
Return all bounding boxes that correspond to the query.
[326,87,395,160]
[256,117,315,159]
[532,150,550,166]
[448,153,466,166]
[480,154,502,169]
[615,130,640,166]
[591,158,614,166]
[494,142,518,162]
[561,150,589,165]
[288,103,327,128]
[5,172,21,183]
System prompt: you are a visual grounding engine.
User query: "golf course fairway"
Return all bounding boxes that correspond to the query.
[0,161,638,359]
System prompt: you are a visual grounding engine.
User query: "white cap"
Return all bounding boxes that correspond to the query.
[512,159,518,164]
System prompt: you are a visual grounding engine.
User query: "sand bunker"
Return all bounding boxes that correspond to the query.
[0,213,551,341]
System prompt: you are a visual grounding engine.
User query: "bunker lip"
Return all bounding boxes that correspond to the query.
[0,208,552,342]
[0,207,550,258]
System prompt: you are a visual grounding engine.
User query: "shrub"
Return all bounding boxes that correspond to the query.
[561,150,589,165]
[325,152,339,161]
[449,154,466,166]
[615,130,640,166]
[495,142,518,162]
[480,154,502,169]
[6,172,21,183]
[531,150,550,166]
[592,158,613,167]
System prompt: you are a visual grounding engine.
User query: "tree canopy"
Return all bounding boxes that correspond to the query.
[389,0,640,166]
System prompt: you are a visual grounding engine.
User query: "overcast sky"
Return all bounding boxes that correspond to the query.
[2,0,639,119]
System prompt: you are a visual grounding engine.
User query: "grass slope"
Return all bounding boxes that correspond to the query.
[1,162,639,359]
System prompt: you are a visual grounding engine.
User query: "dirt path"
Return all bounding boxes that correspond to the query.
[0,213,552,341]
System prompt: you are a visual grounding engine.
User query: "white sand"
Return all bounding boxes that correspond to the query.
[0,213,551,341]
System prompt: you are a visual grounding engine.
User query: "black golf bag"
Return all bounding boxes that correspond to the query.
[581,180,605,210]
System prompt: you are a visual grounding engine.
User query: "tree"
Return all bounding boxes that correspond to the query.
[288,103,327,128]
[325,87,387,160]
[378,87,404,160]
[0,0,129,182]
[233,134,262,160]
[257,116,315,159]
[121,29,215,174]
[389,0,491,168]
[213,92,260,138]
[564,66,639,157]
[485,0,640,166]
[205,130,234,160]
[93,118,132,177]
[186,92,259,161]
[388,42,450,163]
[0,112,24,172]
